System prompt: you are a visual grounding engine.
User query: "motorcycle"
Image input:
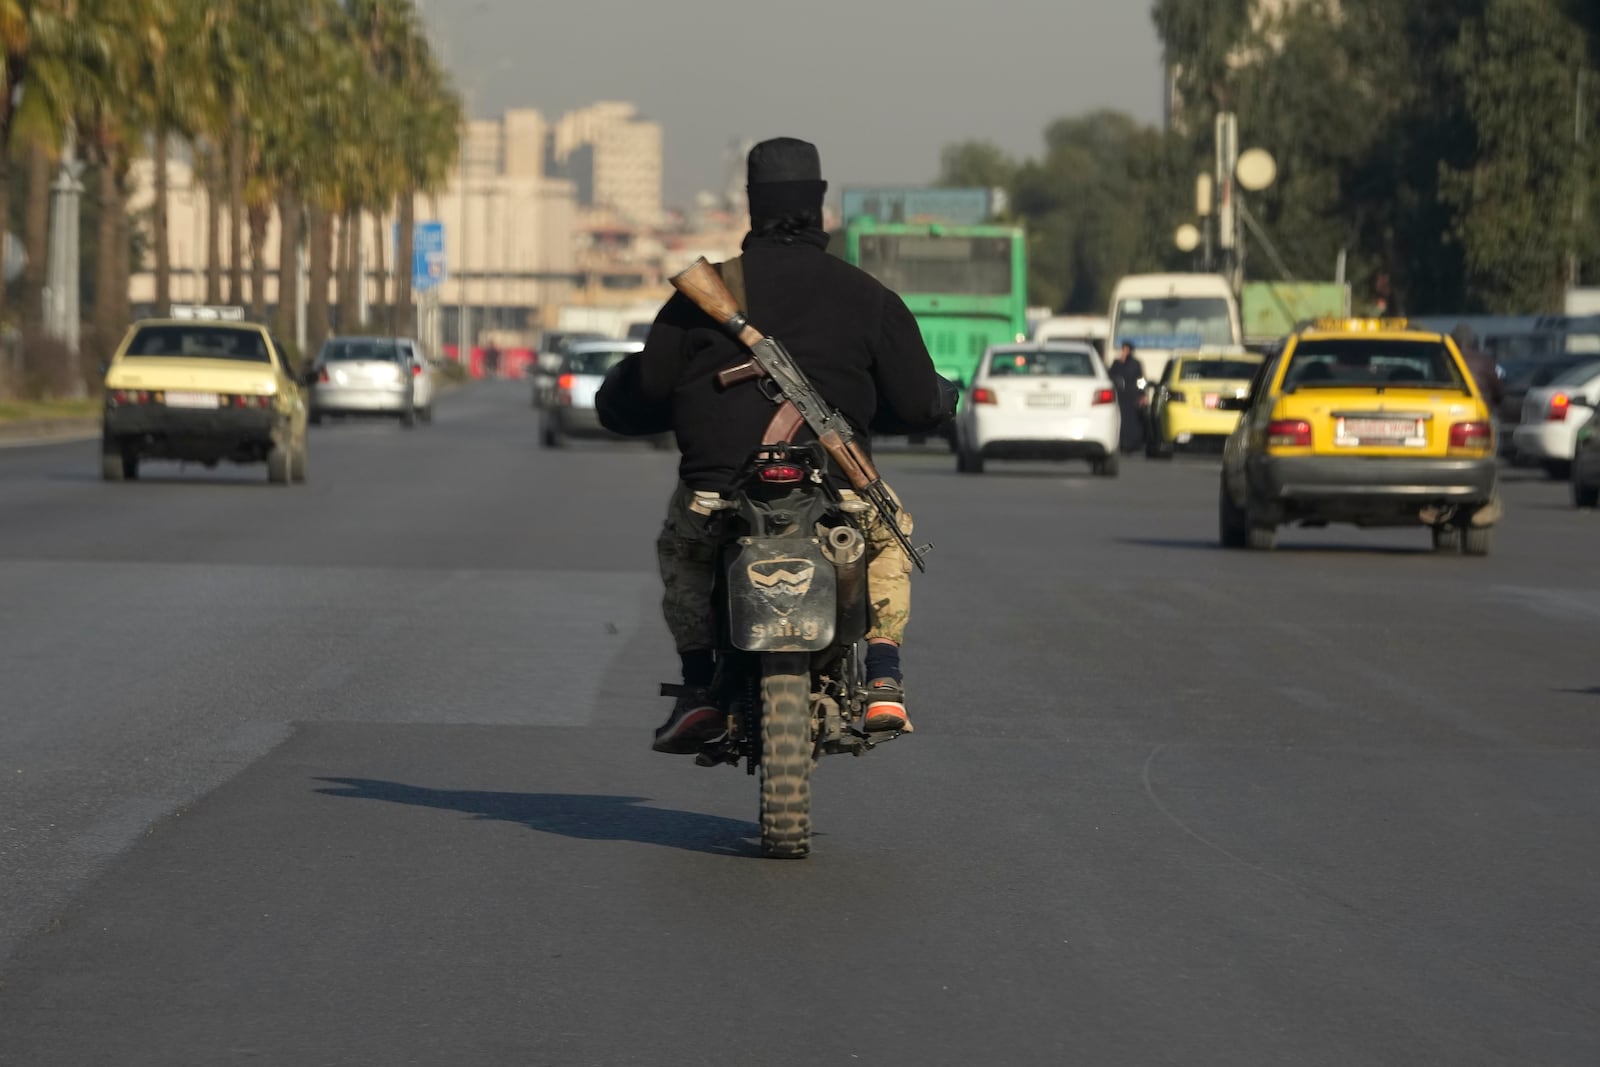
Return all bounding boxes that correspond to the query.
[663,440,907,860]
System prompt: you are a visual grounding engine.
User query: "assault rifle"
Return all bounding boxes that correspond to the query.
[670,257,928,572]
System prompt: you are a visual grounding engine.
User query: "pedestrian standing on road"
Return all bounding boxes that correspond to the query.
[1109,341,1147,454]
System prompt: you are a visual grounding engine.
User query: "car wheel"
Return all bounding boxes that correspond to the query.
[1246,521,1277,551]
[266,445,292,485]
[101,435,136,482]
[418,404,433,425]
[956,444,983,474]
[291,436,308,484]
[1219,479,1248,548]
[400,407,416,429]
[1544,460,1572,480]
[1573,476,1599,509]
[1091,454,1119,477]
[542,424,564,449]
[1462,526,1492,557]
[1431,526,1463,553]
[309,410,323,426]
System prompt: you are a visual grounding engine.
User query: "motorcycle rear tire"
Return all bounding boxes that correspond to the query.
[759,652,813,859]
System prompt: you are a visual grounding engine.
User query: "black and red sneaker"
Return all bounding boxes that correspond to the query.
[862,678,911,733]
[652,687,724,754]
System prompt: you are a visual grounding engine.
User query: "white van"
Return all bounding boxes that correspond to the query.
[1107,274,1242,386]
[1031,315,1110,358]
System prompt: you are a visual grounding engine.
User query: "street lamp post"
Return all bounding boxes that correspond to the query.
[45,129,85,396]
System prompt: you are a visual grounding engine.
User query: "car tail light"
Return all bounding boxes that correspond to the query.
[1449,421,1492,451]
[758,464,807,484]
[318,367,330,383]
[412,363,423,377]
[111,390,155,405]
[1548,392,1571,422]
[1267,419,1313,447]
[1092,388,1115,406]
[972,387,998,405]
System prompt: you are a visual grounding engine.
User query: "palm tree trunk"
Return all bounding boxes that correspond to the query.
[396,191,415,338]
[22,138,51,335]
[275,193,300,342]
[205,148,223,304]
[341,209,359,330]
[307,203,332,355]
[153,132,171,313]
[112,163,132,328]
[248,201,270,321]
[330,212,346,331]
[372,207,388,332]
[228,113,245,304]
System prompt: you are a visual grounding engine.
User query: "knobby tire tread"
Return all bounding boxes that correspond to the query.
[759,653,813,859]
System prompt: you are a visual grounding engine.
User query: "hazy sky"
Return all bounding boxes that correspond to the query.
[416,0,1166,208]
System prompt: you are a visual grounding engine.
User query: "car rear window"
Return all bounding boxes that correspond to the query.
[321,339,403,363]
[126,325,270,363]
[1546,360,1600,387]
[988,350,1097,377]
[564,349,632,375]
[1283,340,1468,391]
[1179,359,1259,381]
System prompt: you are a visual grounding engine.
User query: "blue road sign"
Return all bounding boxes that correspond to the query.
[411,221,447,292]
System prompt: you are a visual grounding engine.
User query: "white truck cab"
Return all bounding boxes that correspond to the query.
[1107,274,1242,386]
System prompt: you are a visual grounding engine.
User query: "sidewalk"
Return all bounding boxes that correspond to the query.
[0,400,101,447]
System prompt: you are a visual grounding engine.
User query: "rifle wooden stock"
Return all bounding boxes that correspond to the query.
[670,258,763,348]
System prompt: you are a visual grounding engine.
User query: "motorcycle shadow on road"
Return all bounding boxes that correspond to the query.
[313,777,763,857]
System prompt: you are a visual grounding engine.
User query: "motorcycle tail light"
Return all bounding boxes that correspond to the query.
[758,464,806,484]
[1093,388,1115,405]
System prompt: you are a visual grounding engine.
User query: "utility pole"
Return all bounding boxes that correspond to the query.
[1215,112,1240,293]
[45,128,84,395]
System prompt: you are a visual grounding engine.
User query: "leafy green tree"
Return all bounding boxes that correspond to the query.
[936,141,1017,191]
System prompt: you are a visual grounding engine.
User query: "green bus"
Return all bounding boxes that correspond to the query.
[842,218,1029,391]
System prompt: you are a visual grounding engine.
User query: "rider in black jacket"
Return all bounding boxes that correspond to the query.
[598,137,955,753]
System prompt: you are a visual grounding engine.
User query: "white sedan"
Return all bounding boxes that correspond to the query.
[1511,359,1600,477]
[955,343,1122,476]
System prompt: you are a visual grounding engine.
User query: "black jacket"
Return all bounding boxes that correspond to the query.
[597,230,955,491]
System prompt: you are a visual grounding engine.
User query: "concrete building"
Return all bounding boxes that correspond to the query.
[549,102,664,227]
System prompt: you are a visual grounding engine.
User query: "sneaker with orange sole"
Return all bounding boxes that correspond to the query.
[653,686,724,754]
[862,678,912,732]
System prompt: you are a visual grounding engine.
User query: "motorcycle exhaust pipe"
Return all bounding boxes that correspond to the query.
[824,526,868,642]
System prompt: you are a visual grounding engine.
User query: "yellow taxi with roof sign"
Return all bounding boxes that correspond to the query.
[1146,349,1263,457]
[1218,317,1499,554]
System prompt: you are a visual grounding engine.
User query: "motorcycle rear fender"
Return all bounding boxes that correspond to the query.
[725,536,837,653]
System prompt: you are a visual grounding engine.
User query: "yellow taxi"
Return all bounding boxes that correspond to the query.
[1219,318,1499,554]
[102,317,311,484]
[1146,350,1263,457]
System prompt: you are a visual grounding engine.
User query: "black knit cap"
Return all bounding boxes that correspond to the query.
[747,137,827,222]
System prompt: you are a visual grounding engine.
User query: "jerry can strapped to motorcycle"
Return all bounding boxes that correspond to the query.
[725,536,837,652]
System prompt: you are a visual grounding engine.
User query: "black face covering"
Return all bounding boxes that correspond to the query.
[747,137,827,225]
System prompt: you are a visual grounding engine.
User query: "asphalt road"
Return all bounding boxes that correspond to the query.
[2,382,1597,1066]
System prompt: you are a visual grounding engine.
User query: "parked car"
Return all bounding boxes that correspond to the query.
[1146,351,1263,458]
[101,318,310,484]
[1496,354,1599,452]
[1509,359,1600,478]
[310,336,418,428]
[542,340,670,449]
[1570,406,1600,507]
[954,343,1121,476]
[1219,318,1498,554]
[530,331,607,409]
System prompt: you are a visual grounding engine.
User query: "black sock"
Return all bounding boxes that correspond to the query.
[864,644,902,684]
[680,651,715,688]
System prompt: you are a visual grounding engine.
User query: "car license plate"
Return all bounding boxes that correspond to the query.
[1027,394,1069,407]
[165,391,220,409]
[1203,393,1221,409]
[1336,416,1426,446]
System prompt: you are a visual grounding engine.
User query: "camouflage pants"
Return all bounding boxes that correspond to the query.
[656,483,915,653]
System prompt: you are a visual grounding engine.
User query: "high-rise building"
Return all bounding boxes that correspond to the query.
[549,102,664,227]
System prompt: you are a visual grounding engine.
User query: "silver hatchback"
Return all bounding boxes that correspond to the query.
[310,337,417,427]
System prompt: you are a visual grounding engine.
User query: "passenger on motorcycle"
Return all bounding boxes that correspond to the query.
[597,137,956,754]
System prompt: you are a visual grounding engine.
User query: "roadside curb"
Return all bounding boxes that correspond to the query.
[0,416,99,447]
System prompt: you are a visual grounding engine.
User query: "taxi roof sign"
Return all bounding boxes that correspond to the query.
[1304,317,1411,333]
